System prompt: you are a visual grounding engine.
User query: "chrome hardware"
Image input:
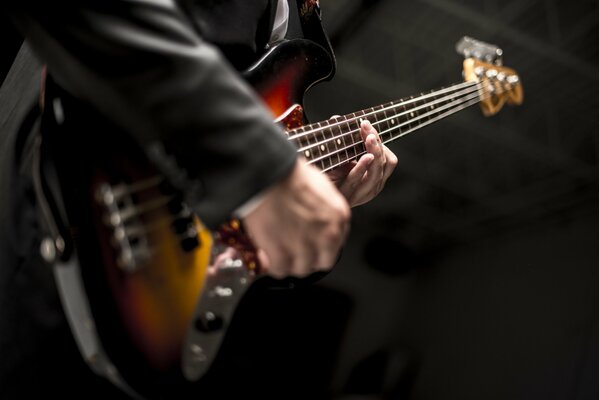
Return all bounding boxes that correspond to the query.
[211,286,234,298]
[223,258,244,269]
[182,243,256,381]
[485,69,498,79]
[189,344,207,362]
[96,183,151,272]
[52,97,65,125]
[40,236,65,263]
[507,75,520,85]
[456,36,503,65]
[40,237,57,263]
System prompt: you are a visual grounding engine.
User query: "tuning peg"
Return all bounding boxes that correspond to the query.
[485,69,498,79]
[507,75,520,85]
[456,36,503,65]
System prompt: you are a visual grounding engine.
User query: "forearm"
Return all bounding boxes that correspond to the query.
[9,0,297,228]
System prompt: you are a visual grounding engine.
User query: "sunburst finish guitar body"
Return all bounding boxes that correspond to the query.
[40,37,522,394]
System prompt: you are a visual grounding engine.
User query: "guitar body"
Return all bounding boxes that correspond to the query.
[43,33,521,394]
[45,38,334,391]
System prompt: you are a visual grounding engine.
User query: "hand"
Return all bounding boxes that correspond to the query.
[242,159,351,279]
[327,119,398,207]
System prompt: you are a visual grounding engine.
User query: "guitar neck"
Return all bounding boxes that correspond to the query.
[287,80,484,172]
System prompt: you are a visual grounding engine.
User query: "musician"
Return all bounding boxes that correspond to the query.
[1,0,397,398]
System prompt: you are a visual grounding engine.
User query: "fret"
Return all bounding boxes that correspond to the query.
[323,121,342,167]
[430,89,445,119]
[428,88,451,122]
[374,104,391,143]
[388,101,401,139]
[353,110,367,155]
[404,97,414,132]
[285,81,488,171]
[368,106,378,134]
[416,95,430,130]
[299,124,325,170]
[291,126,310,159]
[352,111,362,132]
[342,115,358,161]
[379,103,391,142]
[333,116,350,165]
[312,122,328,170]
[315,122,333,171]
[366,106,378,127]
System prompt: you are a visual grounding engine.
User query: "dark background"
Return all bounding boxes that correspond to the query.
[309,1,599,399]
[2,1,599,399]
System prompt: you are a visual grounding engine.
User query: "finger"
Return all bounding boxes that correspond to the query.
[362,133,385,182]
[348,134,387,205]
[261,246,293,279]
[315,229,344,271]
[288,248,314,278]
[339,154,373,194]
[360,119,378,142]
[256,248,271,273]
[382,146,398,181]
[361,120,386,170]
[326,161,356,184]
[364,132,384,160]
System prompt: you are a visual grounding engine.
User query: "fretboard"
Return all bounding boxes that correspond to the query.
[287,80,484,172]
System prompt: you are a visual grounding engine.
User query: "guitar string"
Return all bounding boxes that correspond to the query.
[113,89,494,237]
[110,80,494,199]
[301,79,501,164]
[294,82,485,153]
[286,80,480,140]
[305,89,485,168]
[313,85,508,172]
[294,82,485,154]
[110,80,508,231]
[310,90,484,170]
[320,95,488,173]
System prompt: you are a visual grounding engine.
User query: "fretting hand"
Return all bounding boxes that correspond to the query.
[327,119,398,207]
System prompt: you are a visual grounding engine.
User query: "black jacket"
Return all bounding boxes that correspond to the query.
[0,1,332,398]
[9,0,300,228]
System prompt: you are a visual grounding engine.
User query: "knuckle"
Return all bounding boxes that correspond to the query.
[270,253,293,278]
[316,247,338,270]
[289,258,308,278]
[338,204,351,221]
[327,225,343,244]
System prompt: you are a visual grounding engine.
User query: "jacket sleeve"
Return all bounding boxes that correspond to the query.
[9,0,298,229]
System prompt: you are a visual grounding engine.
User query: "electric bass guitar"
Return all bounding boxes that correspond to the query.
[37,36,522,395]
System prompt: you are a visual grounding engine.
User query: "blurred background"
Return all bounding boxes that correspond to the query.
[304,1,599,399]
[2,1,599,399]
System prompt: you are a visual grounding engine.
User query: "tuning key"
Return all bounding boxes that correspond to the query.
[507,75,520,85]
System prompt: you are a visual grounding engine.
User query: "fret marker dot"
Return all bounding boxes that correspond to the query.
[320,145,326,152]
[304,150,311,158]
[410,112,415,117]
[430,106,434,110]
[391,119,396,125]
[337,139,342,145]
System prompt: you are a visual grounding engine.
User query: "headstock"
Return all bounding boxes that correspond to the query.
[456,36,524,116]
